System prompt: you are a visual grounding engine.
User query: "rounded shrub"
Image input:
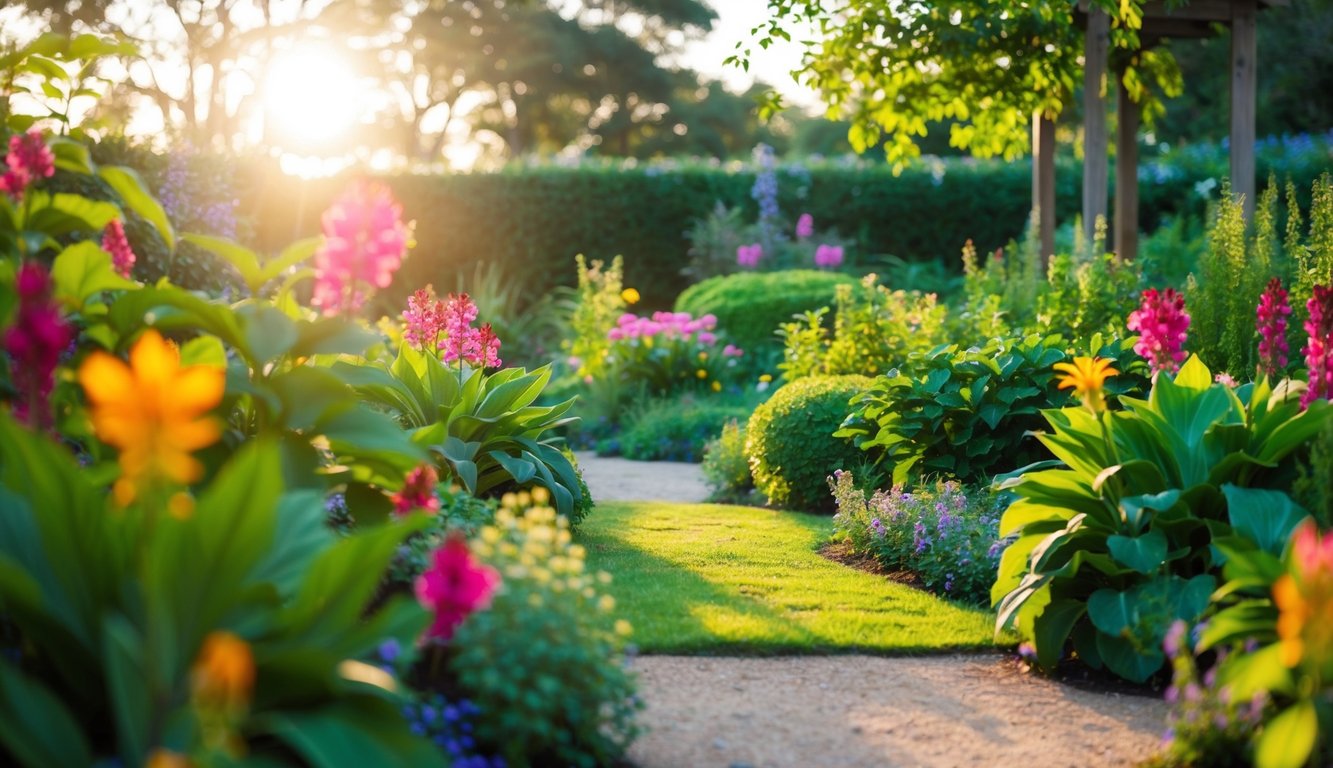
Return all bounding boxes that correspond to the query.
[674,269,856,359]
[702,419,753,501]
[745,374,873,513]
[618,398,751,462]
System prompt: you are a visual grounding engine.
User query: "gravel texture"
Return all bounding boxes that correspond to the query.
[576,451,711,503]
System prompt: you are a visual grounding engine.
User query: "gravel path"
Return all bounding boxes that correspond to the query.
[575,455,1167,767]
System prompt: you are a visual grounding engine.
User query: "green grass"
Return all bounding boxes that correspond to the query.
[579,501,1002,654]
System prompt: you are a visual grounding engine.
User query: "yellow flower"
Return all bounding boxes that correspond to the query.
[192,631,255,712]
[696,369,708,379]
[759,374,773,383]
[621,287,640,305]
[79,330,224,504]
[711,381,722,393]
[1053,356,1118,413]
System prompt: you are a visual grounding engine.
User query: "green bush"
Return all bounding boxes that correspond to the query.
[675,269,856,360]
[616,397,751,462]
[746,374,873,513]
[702,419,753,501]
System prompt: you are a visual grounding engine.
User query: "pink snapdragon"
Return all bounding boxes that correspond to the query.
[795,213,814,239]
[3,263,74,429]
[609,311,719,343]
[736,243,763,269]
[814,244,844,269]
[415,536,500,642]
[392,464,441,516]
[402,287,446,351]
[1256,278,1292,380]
[1127,288,1190,375]
[310,181,410,315]
[0,130,55,200]
[1301,285,1333,408]
[102,219,136,278]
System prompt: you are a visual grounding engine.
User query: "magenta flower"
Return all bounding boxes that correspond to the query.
[1256,278,1292,380]
[402,287,445,352]
[795,213,814,239]
[1302,285,1333,408]
[3,263,74,429]
[736,243,763,268]
[814,244,844,269]
[102,219,136,279]
[1127,288,1190,375]
[415,535,500,642]
[0,130,55,200]
[440,292,481,364]
[310,181,410,315]
[476,322,502,368]
[392,464,441,516]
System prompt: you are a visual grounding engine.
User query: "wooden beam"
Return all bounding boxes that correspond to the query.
[1033,111,1056,269]
[1231,0,1257,220]
[1115,73,1140,260]
[1083,7,1109,243]
[1140,0,1237,21]
[1139,18,1223,38]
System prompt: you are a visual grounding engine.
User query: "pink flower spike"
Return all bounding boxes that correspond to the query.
[391,464,441,516]
[1127,288,1191,375]
[402,287,446,352]
[311,181,410,316]
[1256,278,1292,380]
[0,130,54,200]
[439,292,483,365]
[415,536,500,642]
[102,219,136,279]
[3,262,73,430]
[796,213,814,239]
[477,322,502,368]
[1302,285,1333,408]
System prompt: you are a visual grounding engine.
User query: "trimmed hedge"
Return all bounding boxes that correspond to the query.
[746,374,873,514]
[674,269,857,358]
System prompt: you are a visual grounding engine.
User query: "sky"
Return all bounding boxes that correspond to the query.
[680,1,820,110]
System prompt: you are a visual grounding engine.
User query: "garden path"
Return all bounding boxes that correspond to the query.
[574,455,1168,767]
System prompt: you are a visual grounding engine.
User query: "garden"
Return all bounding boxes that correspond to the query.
[2,0,1333,766]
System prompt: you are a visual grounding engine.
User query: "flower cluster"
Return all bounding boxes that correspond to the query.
[1256,278,1292,379]
[828,470,1009,605]
[416,535,501,642]
[1302,285,1333,408]
[1274,521,1333,671]
[1127,287,1191,375]
[813,244,844,269]
[736,242,763,268]
[0,130,55,200]
[102,219,136,278]
[392,464,442,516]
[4,263,73,429]
[401,290,502,368]
[156,142,239,238]
[311,181,410,315]
[402,287,446,351]
[750,143,780,225]
[607,311,719,345]
[795,212,814,239]
[1159,620,1265,765]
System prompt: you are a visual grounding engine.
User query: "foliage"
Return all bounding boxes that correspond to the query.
[602,309,749,398]
[382,486,499,586]
[1292,417,1333,526]
[675,268,855,361]
[449,499,639,768]
[993,356,1333,683]
[701,419,754,502]
[839,334,1146,487]
[829,471,1010,606]
[616,396,752,463]
[746,374,874,513]
[0,424,442,766]
[778,273,948,380]
[1189,181,1267,376]
[564,254,625,381]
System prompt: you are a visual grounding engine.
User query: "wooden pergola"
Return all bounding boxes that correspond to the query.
[1031,0,1287,262]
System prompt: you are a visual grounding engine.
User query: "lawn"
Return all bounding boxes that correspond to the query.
[579,501,1003,654]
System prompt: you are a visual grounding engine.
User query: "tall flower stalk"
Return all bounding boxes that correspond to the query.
[311,181,410,316]
[1302,285,1333,408]
[1128,288,1191,376]
[3,262,73,430]
[1256,278,1292,380]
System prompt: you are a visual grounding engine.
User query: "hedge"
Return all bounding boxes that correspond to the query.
[674,270,856,358]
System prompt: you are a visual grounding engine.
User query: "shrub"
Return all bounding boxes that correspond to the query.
[994,356,1333,683]
[674,269,856,360]
[449,499,639,768]
[702,419,754,501]
[828,471,1009,605]
[746,374,873,513]
[617,396,751,462]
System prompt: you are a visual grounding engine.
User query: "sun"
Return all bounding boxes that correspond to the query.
[262,44,361,146]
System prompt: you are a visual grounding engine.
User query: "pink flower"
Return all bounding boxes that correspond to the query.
[1214,372,1238,387]
[814,244,844,269]
[0,130,55,200]
[795,213,814,239]
[402,287,445,351]
[1257,278,1292,380]
[4,263,74,429]
[392,464,441,516]
[736,243,763,268]
[723,344,744,358]
[102,219,135,279]
[311,181,410,315]
[476,323,502,368]
[1302,285,1333,408]
[415,535,500,642]
[1127,288,1190,375]
[696,331,716,346]
[440,292,481,364]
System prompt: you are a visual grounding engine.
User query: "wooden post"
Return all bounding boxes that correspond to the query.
[1083,6,1109,242]
[1231,0,1257,220]
[1032,111,1056,270]
[1115,72,1140,260]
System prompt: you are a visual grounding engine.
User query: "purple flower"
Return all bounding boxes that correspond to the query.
[795,212,814,239]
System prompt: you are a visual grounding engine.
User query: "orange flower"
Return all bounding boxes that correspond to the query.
[1274,522,1333,669]
[1054,356,1118,413]
[192,631,255,711]
[145,749,191,768]
[78,330,223,504]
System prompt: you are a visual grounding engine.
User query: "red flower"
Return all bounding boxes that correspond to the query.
[102,219,136,279]
[1302,285,1333,408]
[4,262,73,429]
[415,536,500,642]
[0,130,54,200]
[391,464,441,516]
[1256,278,1291,379]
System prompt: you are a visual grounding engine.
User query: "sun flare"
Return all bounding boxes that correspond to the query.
[262,44,360,145]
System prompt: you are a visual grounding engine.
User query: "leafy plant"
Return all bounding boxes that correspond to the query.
[616,395,751,462]
[993,356,1332,683]
[702,419,754,502]
[746,374,874,513]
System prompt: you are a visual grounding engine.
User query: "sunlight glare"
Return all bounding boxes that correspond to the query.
[263,45,360,144]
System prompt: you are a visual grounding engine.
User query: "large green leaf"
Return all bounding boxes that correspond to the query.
[1223,484,1309,557]
[51,240,135,308]
[100,165,175,250]
[1256,700,1317,768]
[1106,530,1168,574]
[103,615,151,765]
[0,663,93,768]
[251,698,444,767]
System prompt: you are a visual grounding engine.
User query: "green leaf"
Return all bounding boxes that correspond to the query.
[1223,485,1309,556]
[50,240,135,307]
[0,663,93,768]
[99,165,175,250]
[1087,588,1136,636]
[47,137,92,174]
[103,615,150,765]
[1033,599,1086,669]
[179,335,227,367]
[183,233,262,291]
[1106,530,1168,574]
[239,302,300,365]
[1256,701,1317,768]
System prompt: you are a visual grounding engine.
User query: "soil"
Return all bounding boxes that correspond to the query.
[574,455,1169,767]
